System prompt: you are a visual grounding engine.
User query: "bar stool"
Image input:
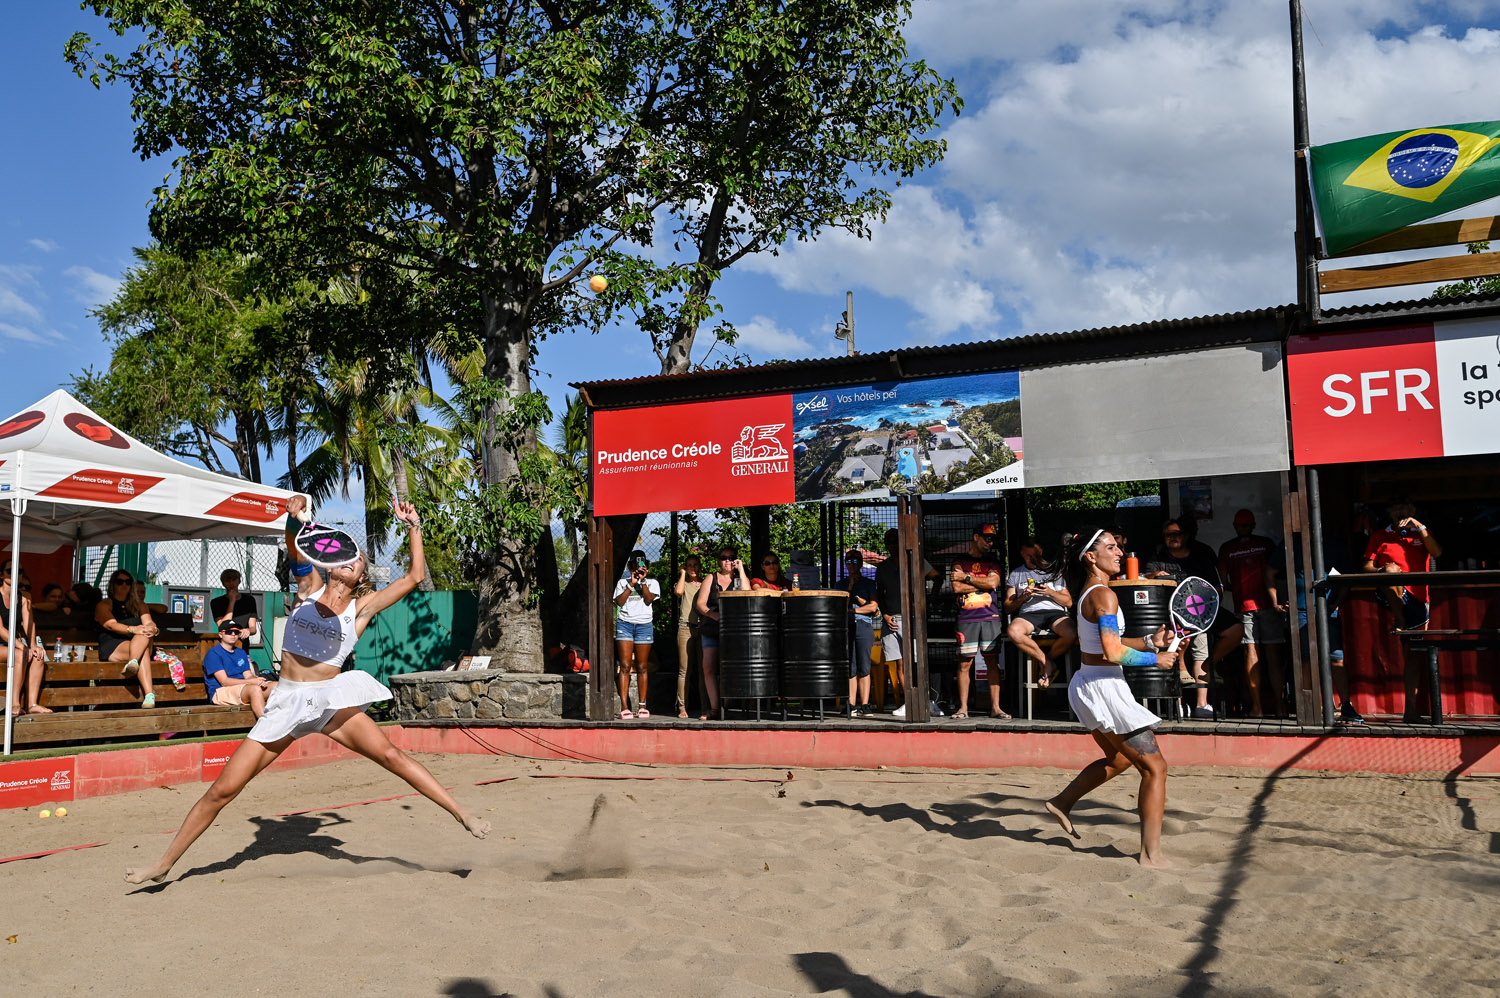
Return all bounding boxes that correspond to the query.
[1018,629,1077,720]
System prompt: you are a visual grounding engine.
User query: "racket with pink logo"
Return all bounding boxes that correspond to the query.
[1165,576,1219,653]
[293,523,362,569]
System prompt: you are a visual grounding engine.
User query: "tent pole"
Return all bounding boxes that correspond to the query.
[5,500,25,756]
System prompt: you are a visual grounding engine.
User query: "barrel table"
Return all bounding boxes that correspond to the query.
[781,590,849,720]
[1107,578,1181,719]
[717,590,782,719]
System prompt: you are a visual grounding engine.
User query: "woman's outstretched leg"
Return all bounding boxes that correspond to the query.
[321,708,491,839]
[124,735,289,884]
[1112,727,1170,867]
[1044,729,1130,839]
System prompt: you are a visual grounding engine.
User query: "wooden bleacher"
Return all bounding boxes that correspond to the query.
[1,614,257,747]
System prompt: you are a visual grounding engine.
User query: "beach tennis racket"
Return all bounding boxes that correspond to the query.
[293,522,362,569]
[1164,575,1219,653]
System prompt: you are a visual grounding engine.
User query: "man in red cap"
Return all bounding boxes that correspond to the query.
[951,522,1007,719]
[1217,509,1286,718]
[1361,498,1441,722]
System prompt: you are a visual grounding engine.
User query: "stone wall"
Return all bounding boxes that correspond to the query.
[389,669,588,721]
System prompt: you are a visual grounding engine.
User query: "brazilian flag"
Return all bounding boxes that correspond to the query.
[1309,121,1500,255]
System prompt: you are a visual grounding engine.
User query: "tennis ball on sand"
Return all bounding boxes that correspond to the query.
[55,807,67,817]
[588,275,608,293]
[38,810,50,818]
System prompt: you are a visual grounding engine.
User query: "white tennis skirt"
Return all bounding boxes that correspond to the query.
[247,671,392,743]
[1068,664,1160,735]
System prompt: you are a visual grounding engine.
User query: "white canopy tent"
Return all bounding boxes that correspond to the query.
[0,390,307,754]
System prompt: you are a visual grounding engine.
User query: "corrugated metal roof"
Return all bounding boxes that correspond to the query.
[575,304,1293,409]
[1312,289,1500,328]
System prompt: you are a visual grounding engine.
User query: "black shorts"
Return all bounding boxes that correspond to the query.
[1014,609,1067,634]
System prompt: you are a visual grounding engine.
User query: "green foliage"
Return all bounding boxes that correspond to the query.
[1026,481,1161,512]
[1433,241,1500,298]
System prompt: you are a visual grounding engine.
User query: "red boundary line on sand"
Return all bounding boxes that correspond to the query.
[3,725,1499,812]
[0,842,106,865]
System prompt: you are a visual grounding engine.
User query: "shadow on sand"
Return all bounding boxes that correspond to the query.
[128,811,469,893]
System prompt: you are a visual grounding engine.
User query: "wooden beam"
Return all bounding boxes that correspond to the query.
[897,493,930,723]
[1319,249,1500,294]
[1329,215,1500,258]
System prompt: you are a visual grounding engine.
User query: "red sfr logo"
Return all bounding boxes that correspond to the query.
[1319,368,1434,416]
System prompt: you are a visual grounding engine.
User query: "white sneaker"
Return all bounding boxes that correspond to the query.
[891,703,906,718]
[929,699,945,717]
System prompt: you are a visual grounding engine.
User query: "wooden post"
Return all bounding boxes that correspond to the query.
[586,513,616,721]
[897,493,930,722]
[1281,470,1323,725]
[1290,0,1321,322]
[748,505,771,577]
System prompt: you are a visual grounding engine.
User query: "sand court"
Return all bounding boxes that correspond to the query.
[2,752,1498,997]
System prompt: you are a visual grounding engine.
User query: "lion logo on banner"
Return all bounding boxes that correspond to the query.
[731,424,788,464]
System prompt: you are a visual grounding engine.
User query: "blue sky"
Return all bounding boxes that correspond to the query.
[4,0,1500,503]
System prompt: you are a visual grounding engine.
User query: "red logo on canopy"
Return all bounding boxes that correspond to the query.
[63,413,129,450]
[204,492,285,523]
[38,469,164,504]
[0,411,45,441]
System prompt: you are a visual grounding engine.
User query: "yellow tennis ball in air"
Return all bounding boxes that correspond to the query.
[55,807,67,817]
[38,810,50,819]
[588,275,609,293]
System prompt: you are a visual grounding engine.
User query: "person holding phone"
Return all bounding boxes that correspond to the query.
[613,549,659,720]
[1004,537,1075,690]
[1362,499,1441,722]
[694,545,751,720]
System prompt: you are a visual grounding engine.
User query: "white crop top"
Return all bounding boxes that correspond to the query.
[281,587,360,666]
[1076,584,1125,657]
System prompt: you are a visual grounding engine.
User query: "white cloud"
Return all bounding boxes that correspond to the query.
[749,5,1500,338]
[64,265,122,307]
[27,238,60,253]
[732,314,817,359]
[0,265,45,324]
[0,322,48,345]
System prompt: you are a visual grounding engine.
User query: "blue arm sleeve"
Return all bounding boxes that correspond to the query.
[1099,615,1158,667]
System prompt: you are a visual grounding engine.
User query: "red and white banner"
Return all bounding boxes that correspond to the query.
[201,741,239,782]
[593,395,794,515]
[1288,316,1500,465]
[0,756,75,809]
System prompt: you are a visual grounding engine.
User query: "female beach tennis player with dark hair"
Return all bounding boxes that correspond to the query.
[125,496,489,885]
[1042,527,1176,868]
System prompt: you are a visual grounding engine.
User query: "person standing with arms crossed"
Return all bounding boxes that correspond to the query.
[951,522,1007,719]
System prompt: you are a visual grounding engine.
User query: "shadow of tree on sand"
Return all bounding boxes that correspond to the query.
[801,795,1131,860]
[129,811,470,893]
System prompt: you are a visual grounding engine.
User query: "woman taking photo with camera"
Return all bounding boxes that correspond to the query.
[614,549,659,720]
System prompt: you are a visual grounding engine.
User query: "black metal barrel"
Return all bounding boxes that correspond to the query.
[780,590,849,698]
[1108,579,1179,698]
[717,591,781,699]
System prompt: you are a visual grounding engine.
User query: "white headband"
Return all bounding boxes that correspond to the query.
[1077,528,1106,561]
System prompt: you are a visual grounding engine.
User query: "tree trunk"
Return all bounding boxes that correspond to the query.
[471,290,547,672]
[660,270,718,376]
[286,397,301,492]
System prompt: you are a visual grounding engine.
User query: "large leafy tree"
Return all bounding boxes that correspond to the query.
[69,0,958,668]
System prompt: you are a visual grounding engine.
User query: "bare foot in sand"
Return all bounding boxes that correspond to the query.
[460,813,492,839]
[1139,851,1173,869]
[1044,800,1080,839]
[124,865,169,885]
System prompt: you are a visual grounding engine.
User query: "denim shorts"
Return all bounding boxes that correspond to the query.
[614,619,654,644]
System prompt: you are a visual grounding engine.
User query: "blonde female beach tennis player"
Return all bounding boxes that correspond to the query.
[125,497,489,885]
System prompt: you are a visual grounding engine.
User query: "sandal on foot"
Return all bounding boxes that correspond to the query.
[636,707,650,719]
[120,658,140,678]
[951,711,969,719]
[618,709,634,720]
[140,693,156,708]
[1038,663,1061,688]
[990,709,1012,720]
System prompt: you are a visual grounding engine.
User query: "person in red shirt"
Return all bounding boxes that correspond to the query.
[951,522,1006,719]
[1217,509,1286,718]
[1362,499,1442,721]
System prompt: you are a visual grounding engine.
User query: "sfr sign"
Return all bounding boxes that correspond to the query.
[1288,317,1500,464]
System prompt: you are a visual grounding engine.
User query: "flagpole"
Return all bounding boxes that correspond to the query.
[1290,0,1321,322]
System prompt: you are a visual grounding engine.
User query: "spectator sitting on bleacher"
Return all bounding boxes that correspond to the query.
[96,569,159,708]
[210,569,259,644]
[134,580,169,616]
[2,564,50,715]
[203,622,275,717]
[33,582,67,612]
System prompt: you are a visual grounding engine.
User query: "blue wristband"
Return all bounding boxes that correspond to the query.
[291,562,314,578]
